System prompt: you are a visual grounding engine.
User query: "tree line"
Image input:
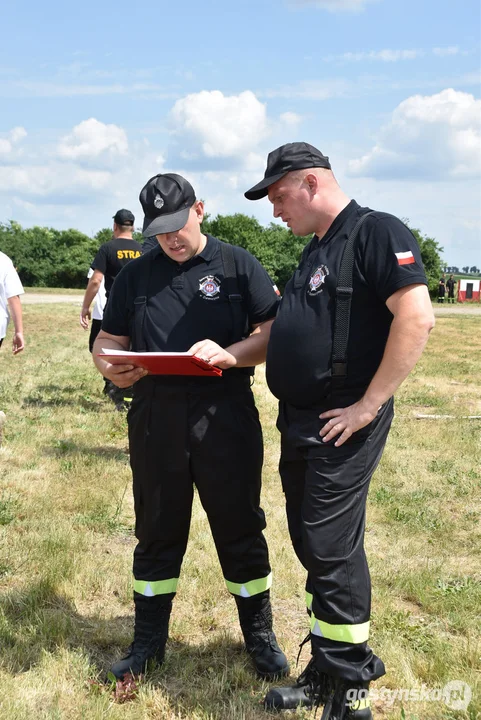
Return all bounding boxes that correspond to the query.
[443,265,480,275]
[0,216,444,296]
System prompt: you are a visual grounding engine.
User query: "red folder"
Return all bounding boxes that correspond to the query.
[98,350,222,377]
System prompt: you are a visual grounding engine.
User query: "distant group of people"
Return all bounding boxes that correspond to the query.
[438,273,457,303]
[2,142,436,720]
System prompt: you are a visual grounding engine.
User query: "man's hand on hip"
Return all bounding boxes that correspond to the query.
[319,399,379,447]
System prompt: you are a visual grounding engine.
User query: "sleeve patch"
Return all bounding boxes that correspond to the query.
[395,251,415,266]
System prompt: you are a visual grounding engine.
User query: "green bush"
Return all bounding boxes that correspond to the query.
[0,222,144,288]
[0,214,443,294]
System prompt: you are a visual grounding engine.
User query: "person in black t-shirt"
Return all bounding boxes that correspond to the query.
[80,209,142,323]
[80,209,142,409]
[438,274,446,303]
[446,274,457,303]
[92,174,288,684]
[140,235,159,254]
[245,143,435,718]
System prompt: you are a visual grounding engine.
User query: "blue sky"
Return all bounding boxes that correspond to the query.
[0,0,480,266]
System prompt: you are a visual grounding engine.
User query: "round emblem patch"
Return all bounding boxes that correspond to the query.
[308,265,329,295]
[199,275,221,299]
[154,194,164,209]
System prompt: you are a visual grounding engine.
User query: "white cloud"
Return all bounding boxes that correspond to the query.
[3,80,178,99]
[9,126,27,143]
[280,111,303,127]
[348,89,481,180]
[432,46,460,57]
[57,118,128,160]
[288,0,378,11]
[341,49,422,62]
[325,46,465,63]
[261,78,350,100]
[0,126,27,155]
[169,90,269,160]
[0,164,112,197]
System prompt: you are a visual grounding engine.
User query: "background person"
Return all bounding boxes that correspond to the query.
[446,274,457,303]
[80,209,142,410]
[0,251,25,447]
[438,274,446,303]
[140,235,158,254]
[85,267,110,397]
[92,173,288,683]
[86,267,107,353]
[244,142,435,719]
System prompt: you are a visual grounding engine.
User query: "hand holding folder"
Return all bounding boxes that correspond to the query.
[98,349,223,377]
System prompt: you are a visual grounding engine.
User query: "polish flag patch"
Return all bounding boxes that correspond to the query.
[273,284,280,296]
[395,251,415,266]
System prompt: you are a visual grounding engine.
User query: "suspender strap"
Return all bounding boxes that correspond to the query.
[219,242,242,302]
[132,258,153,352]
[331,211,376,389]
[219,242,246,346]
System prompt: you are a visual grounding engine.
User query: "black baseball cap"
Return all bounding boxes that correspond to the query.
[139,173,196,237]
[244,142,331,201]
[113,208,135,225]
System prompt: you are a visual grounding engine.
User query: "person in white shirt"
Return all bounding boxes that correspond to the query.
[0,251,25,447]
[86,267,107,352]
[84,267,112,400]
[0,251,24,354]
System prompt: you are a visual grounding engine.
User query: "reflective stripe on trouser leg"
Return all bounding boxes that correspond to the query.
[226,572,272,598]
[134,577,179,596]
[306,591,313,613]
[310,615,370,644]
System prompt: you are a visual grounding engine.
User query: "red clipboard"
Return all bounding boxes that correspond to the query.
[98,349,222,377]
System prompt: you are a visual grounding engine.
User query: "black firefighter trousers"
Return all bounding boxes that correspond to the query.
[128,377,272,603]
[278,396,394,683]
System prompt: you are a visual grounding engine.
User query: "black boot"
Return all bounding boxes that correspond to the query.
[264,655,331,710]
[235,591,289,680]
[321,679,372,720]
[106,382,133,412]
[109,596,172,680]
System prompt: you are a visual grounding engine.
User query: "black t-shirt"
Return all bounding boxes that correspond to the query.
[141,236,158,254]
[102,234,279,379]
[91,237,142,295]
[446,278,456,292]
[266,201,428,407]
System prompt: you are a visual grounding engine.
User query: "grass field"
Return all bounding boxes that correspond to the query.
[0,304,479,720]
[23,287,85,295]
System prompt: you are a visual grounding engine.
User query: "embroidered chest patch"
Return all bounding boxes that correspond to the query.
[307,265,329,296]
[199,275,221,300]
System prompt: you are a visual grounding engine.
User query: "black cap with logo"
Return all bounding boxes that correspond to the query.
[112,209,135,226]
[244,142,331,201]
[139,173,196,237]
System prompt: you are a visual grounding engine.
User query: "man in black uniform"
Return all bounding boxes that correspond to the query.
[446,274,456,303]
[244,143,435,719]
[81,209,142,408]
[92,174,289,682]
[438,274,446,303]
